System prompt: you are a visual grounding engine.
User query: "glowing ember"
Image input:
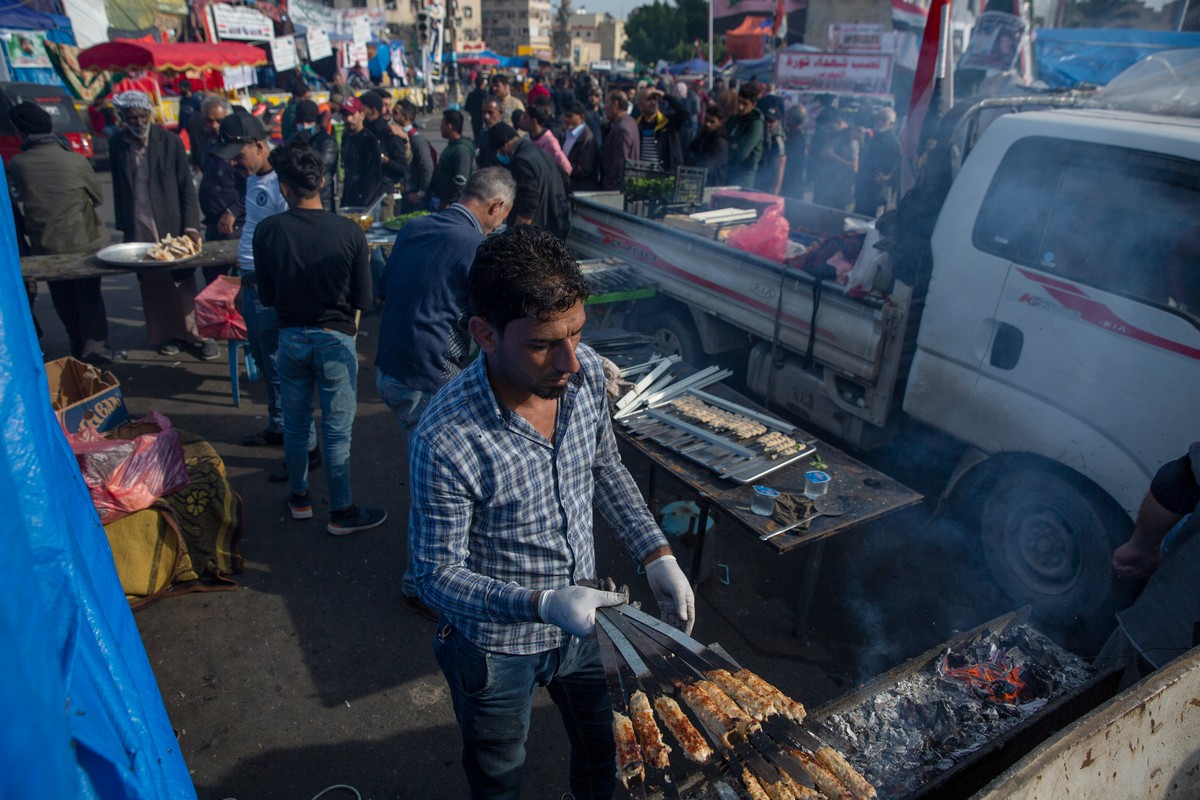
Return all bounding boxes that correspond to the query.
[936,643,1048,705]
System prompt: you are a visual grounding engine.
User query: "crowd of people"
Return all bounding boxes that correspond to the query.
[9,68,906,798]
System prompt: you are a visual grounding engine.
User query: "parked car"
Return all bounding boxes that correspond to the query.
[0,82,93,164]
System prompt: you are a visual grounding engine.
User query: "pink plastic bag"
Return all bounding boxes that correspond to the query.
[195,275,247,340]
[68,412,190,523]
[726,205,790,263]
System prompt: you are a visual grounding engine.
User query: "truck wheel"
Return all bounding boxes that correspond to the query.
[980,468,1130,629]
[644,309,704,365]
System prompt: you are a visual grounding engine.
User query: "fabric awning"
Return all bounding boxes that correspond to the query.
[78,39,268,72]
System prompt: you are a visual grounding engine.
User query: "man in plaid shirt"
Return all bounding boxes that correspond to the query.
[409,225,695,799]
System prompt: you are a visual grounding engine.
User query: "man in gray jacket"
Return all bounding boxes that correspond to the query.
[7,102,122,365]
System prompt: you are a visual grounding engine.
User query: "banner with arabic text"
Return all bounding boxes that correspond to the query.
[775,51,893,95]
[713,0,806,20]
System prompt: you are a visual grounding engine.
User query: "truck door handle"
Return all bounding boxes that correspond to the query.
[990,322,1024,370]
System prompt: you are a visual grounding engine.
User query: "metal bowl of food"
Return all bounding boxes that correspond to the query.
[339,206,377,233]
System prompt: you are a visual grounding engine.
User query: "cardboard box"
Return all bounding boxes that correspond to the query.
[45,357,131,434]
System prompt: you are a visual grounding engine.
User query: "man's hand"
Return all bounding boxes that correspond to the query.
[405,191,424,207]
[645,555,695,635]
[184,227,202,246]
[539,585,627,638]
[1113,539,1161,580]
[217,211,236,235]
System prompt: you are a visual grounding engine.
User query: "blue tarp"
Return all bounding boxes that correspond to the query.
[666,58,710,74]
[1035,27,1200,88]
[0,165,193,795]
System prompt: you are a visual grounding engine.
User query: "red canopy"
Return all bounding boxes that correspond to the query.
[78,40,268,73]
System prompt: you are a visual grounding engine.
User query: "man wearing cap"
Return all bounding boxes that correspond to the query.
[339,95,383,209]
[289,99,339,211]
[7,102,122,366]
[213,112,318,467]
[360,90,409,219]
[108,90,216,361]
[197,95,245,283]
[490,122,570,242]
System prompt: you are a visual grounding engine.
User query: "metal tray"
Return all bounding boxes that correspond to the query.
[96,242,198,268]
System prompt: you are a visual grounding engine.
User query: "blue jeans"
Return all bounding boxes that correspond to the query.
[278,327,359,510]
[241,282,282,432]
[434,627,615,800]
[375,368,431,595]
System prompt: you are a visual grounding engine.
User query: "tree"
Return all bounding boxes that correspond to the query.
[623,0,725,66]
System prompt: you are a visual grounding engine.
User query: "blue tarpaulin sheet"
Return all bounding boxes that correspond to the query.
[0,164,194,796]
[1035,27,1200,88]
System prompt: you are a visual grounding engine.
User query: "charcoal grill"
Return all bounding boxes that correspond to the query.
[813,609,1122,800]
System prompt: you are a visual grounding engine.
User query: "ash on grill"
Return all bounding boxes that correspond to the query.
[821,624,1094,799]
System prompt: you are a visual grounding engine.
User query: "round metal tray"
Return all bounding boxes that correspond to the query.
[96,242,199,268]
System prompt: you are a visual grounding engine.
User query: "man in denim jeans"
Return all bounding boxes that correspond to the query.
[409,227,695,797]
[376,167,515,620]
[254,141,386,535]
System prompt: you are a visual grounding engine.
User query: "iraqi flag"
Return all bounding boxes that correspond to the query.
[772,0,788,42]
[900,0,950,192]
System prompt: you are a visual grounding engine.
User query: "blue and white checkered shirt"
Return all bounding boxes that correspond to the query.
[409,342,669,655]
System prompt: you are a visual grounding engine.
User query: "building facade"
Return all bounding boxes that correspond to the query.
[482,0,552,57]
[567,11,625,61]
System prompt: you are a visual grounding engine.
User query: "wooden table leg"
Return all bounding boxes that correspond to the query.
[689,495,714,584]
[792,539,826,638]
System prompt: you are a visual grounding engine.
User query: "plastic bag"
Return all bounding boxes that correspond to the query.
[727,205,791,263]
[68,412,190,524]
[195,274,247,340]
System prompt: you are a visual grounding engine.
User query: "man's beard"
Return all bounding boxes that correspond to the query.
[532,384,568,400]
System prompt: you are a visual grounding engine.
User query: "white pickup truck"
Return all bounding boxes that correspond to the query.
[569,101,1200,632]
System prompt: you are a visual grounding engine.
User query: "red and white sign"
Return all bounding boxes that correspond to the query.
[775,51,893,95]
[342,41,369,70]
[829,23,885,52]
[211,4,274,42]
[306,29,332,62]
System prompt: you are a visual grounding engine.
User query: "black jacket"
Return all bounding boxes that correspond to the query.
[507,137,570,241]
[290,127,339,211]
[406,128,435,197]
[341,127,383,208]
[365,115,409,194]
[109,126,199,242]
[198,139,247,230]
[685,128,729,185]
[564,124,600,193]
[635,93,688,172]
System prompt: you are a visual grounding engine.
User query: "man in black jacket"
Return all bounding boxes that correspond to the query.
[464,74,488,143]
[339,95,382,208]
[361,90,408,219]
[634,87,688,172]
[393,99,434,213]
[475,97,503,169]
[197,96,245,283]
[561,100,599,192]
[490,122,570,241]
[289,99,339,211]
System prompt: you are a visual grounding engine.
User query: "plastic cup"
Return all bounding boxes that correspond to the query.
[750,485,779,516]
[804,470,831,500]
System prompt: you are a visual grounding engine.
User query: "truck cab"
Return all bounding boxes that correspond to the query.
[907,108,1200,625]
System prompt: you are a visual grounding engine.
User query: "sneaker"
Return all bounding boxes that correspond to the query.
[288,492,313,520]
[242,428,284,447]
[327,505,387,536]
[268,448,322,483]
[402,593,440,622]
[83,349,127,367]
[158,341,181,356]
[198,339,220,361]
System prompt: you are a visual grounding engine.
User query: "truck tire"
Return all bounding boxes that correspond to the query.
[643,308,704,365]
[980,468,1130,630]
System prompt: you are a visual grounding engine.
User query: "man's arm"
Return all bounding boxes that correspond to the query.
[409,429,542,623]
[82,159,103,206]
[1114,446,1200,579]
[444,146,472,205]
[661,93,689,133]
[348,230,373,312]
[251,223,276,306]
[511,157,539,225]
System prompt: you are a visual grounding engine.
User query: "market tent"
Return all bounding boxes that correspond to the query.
[666,58,710,74]
[78,39,268,73]
[725,15,771,61]
[0,174,193,793]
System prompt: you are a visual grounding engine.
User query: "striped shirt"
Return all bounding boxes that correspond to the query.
[409,342,668,655]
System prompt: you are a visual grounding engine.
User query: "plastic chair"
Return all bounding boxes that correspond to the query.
[228,340,259,407]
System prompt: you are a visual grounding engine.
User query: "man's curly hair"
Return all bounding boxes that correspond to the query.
[469,226,591,332]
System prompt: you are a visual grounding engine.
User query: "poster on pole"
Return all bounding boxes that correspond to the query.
[351,15,371,45]
[210,4,274,42]
[958,11,1026,72]
[343,41,369,71]
[271,35,297,71]
[223,64,257,90]
[1,29,51,68]
[829,23,885,52]
[775,51,893,95]
[307,29,332,61]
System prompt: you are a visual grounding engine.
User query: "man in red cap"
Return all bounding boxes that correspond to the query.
[339,95,382,208]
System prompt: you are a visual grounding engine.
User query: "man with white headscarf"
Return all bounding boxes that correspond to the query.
[108,90,216,360]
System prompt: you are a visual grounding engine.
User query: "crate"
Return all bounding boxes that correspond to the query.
[672,165,708,206]
[623,159,674,202]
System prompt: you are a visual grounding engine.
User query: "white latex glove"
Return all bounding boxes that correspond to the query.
[539,585,627,638]
[645,555,695,635]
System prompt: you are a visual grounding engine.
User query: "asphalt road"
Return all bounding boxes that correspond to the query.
[38,131,1014,800]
